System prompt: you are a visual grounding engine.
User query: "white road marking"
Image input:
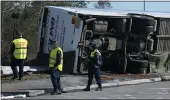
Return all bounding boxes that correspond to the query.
[128,97,136,99]
[151,88,170,90]
[158,92,168,94]
[97,97,109,99]
[138,92,144,94]
[125,94,131,96]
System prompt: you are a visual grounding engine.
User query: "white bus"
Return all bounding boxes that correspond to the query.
[37,6,170,74]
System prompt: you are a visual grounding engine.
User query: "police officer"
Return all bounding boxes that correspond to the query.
[10,31,28,80]
[82,44,103,91]
[49,41,63,95]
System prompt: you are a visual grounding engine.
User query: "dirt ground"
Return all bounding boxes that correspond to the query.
[101,74,152,80]
[2,71,167,84]
[1,72,50,84]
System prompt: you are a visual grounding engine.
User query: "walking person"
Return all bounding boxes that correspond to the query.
[82,43,103,91]
[49,41,63,95]
[10,31,28,80]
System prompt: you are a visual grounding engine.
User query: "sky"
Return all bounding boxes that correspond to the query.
[87,2,170,13]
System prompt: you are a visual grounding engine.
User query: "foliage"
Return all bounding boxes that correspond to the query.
[164,54,170,72]
[1,1,88,65]
[93,0,112,9]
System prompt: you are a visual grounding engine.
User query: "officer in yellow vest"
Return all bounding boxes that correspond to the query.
[82,43,103,91]
[49,41,63,95]
[10,31,28,80]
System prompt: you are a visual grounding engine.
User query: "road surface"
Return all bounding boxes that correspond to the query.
[26,81,170,99]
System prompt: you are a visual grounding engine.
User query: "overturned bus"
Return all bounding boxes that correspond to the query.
[37,6,170,74]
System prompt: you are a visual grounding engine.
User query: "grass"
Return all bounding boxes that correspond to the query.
[149,52,169,71]
[1,72,50,84]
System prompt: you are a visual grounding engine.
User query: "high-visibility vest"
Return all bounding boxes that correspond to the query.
[90,49,101,57]
[90,49,103,66]
[13,38,28,59]
[49,47,63,71]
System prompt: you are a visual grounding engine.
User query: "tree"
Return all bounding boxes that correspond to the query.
[94,0,112,9]
[1,1,88,65]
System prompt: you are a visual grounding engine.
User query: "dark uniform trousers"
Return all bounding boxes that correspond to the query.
[11,57,24,78]
[87,66,101,88]
[50,68,61,91]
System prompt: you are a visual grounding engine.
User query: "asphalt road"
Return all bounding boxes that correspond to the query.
[26,81,170,99]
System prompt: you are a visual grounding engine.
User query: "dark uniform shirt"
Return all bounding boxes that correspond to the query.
[9,43,15,55]
[89,50,102,69]
[54,50,61,67]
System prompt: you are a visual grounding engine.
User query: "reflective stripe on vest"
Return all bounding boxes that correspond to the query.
[90,49,101,57]
[13,38,28,59]
[49,47,63,72]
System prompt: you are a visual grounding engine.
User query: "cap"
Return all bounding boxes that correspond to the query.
[92,44,97,49]
[54,41,59,47]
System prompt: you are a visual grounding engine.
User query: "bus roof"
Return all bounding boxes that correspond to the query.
[46,6,127,17]
[46,6,170,18]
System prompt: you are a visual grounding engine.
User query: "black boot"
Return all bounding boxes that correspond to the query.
[95,84,102,91]
[18,74,23,81]
[58,88,62,95]
[95,87,102,91]
[18,77,22,81]
[82,86,90,91]
[51,88,58,95]
[18,76,23,81]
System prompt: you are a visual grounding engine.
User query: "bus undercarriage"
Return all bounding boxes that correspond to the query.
[77,13,156,74]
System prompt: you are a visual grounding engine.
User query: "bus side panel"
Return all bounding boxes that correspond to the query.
[37,9,43,53]
[38,7,84,73]
[47,8,75,53]
[46,8,78,73]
